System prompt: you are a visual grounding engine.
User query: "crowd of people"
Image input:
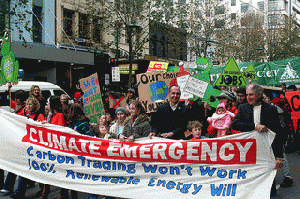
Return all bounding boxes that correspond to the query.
[0,81,298,198]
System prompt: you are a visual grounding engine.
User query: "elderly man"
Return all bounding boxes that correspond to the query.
[232,84,284,196]
[149,85,190,140]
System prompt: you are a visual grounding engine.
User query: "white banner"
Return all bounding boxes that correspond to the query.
[0,109,277,198]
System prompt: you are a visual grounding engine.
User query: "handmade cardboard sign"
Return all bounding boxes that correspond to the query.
[109,95,126,109]
[147,61,169,73]
[136,71,179,113]
[214,57,247,87]
[79,73,105,123]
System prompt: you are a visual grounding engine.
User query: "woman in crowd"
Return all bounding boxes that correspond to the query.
[109,107,127,139]
[10,98,45,198]
[36,96,67,199]
[119,101,150,142]
[29,85,46,115]
[67,103,93,136]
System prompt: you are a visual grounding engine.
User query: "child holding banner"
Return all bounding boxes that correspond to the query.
[207,103,235,137]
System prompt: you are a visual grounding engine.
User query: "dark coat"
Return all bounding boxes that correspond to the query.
[122,114,151,138]
[151,102,190,140]
[231,102,284,158]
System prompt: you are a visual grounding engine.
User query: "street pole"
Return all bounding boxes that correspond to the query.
[128,26,133,89]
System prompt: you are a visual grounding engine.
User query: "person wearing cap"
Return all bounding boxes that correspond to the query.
[207,91,238,137]
[126,88,136,108]
[109,107,127,139]
[74,92,81,103]
[235,87,248,109]
[232,84,285,197]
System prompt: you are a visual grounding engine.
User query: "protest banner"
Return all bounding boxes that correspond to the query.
[136,71,179,113]
[0,109,277,198]
[285,90,300,133]
[147,61,169,73]
[79,73,105,123]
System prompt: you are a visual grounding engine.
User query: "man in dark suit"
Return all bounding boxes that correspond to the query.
[231,84,284,196]
[149,85,189,140]
[232,84,284,166]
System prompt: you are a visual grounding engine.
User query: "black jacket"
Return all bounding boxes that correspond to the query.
[232,102,284,158]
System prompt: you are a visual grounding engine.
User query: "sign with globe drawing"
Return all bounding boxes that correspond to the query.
[214,57,248,87]
[136,71,179,113]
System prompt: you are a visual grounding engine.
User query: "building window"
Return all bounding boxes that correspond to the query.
[33,6,43,43]
[268,14,278,26]
[195,0,202,5]
[258,1,264,12]
[93,16,102,43]
[79,13,90,39]
[215,5,225,15]
[268,0,278,11]
[215,19,225,28]
[241,3,249,13]
[231,13,236,21]
[231,0,236,6]
[63,9,74,37]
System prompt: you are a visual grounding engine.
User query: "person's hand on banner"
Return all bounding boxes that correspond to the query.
[275,158,284,168]
[148,132,156,139]
[119,134,127,142]
[161,132,174,138]
[127,135,134,142]
[255,124,268,133]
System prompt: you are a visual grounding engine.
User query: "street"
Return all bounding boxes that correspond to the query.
[0,152,299,199]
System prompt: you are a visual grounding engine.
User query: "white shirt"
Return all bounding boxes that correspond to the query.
[253,105,262,126]
[169,102,179,111]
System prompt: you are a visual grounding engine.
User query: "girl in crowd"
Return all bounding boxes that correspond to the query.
[29,85,46,115]
[10,98,45,198]
[109,107,127,139]
[119,101,150,142]
[67,103,93,136]
[207,103,235,137]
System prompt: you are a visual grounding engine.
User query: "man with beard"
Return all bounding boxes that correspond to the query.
[149,85,190,140]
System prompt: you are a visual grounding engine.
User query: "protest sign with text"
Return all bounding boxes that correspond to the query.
[0,109,277,198]
[79,73,105,123]
[136,71,179,113]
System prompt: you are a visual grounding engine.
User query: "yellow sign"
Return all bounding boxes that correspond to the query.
[147,61,168,73]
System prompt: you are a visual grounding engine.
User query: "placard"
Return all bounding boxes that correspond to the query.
[147,61,169,73]
[136,71,179,113]
[184,76,209,99]
[112,67,120,82]
[79,73,105,123]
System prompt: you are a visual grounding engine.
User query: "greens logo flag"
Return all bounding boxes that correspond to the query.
[0,32,19,85]
[243,63,258,81]
[214,57,247,87]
